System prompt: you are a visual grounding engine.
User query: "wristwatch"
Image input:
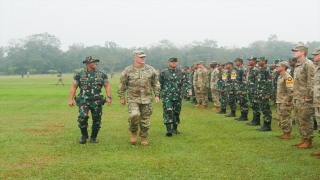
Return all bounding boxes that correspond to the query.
[107,96,112,99]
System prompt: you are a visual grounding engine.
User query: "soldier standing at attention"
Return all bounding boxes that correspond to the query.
[271,59,282,106]
[210,61,220,111]
[217,63,228,114]
[246,57,261,126]
[225,61,237,117]
[310,48,320,158]
[288,57,298,125]
[234,58,249,121]
[255,57,272,131]
[192,62,199,105]
[158,57,192,136]
[195,61,208,108]
[118,51,160,146]
[275,62,294,139]
[56,72,64,86]
[291,46,315,149]
[207,65,213,102]
[68,56,112,144]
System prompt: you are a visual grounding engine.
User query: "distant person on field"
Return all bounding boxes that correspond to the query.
[68,56,112,144]
[21,71,24,78]
[56,72,64,86]
[27,71,30,78]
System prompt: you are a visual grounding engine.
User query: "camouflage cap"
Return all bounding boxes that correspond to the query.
[291,45,308,52]
[276,61,289,68]
[247,56,257,60]
[257,56,267,62]
[288,57,298,62]
[225,61,233,65]
[210,61,218,64]
[311,48,320,55]
[168,57,178,62]
[234,58,243,62]
[184,66,189,68]
[198,61,205,65]
[274,59,282,64]
[133,50,147,57]
[83,56,99,64]
[217,63,224,66]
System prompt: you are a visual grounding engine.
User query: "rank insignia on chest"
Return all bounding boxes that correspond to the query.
[231,72,237,79]
[222,73,227,80]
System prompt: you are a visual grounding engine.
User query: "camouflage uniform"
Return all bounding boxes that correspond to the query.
[56,73,64,86]
[276,62,294,134]
[255,57,273,131]
[313,49,320,136]
[216,65,228,114]
[234,59,248,120]
[195,62,208,107]
[207,68,213,102]
[225,62,237,117]
[190,66,197,104]
[210,65,220,108]
[159,59,191,135]
[118,53,160,139]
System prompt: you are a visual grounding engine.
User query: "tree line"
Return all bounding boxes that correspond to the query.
[0,32,319,75]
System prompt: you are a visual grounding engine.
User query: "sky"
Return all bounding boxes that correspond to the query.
[0,0,320,51]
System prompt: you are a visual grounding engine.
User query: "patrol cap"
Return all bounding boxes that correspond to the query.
[274,59,282,64]
[133,50,147,57]
[217,63,224,66]
[291,45,308,52]
[168,57,178,62]
[225,61,233,65]
[257,56,267,62]
[83,56,99,64]
[276,61,289,68]
[247,56,257,60]
[288,57,298,62]
[184,66,189,68]
[311,48,320,55]
[234,58,243,62]
[198,61,205,65]
[210,61,218,64]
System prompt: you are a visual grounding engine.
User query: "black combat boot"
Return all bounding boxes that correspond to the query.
[225,111,236,117]
[257,121,272,131]
[217,109,227,114]
[186,96,190,101]
[246,113,261,126]
[314,117,318,130]
[191,97,197,104]
[234,112,243,120]
[172,124,180,134]
[90,128,99,143]
[236,112,248,121]
[166,124,172,136]
[292,119,296,125]
[79,128,88,144]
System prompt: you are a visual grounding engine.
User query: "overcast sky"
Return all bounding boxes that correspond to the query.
[1,0,320,51]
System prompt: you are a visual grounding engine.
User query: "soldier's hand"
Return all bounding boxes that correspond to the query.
[120,98,126,105]
[305,98,312,102]
[264,94,270,99]
[221,90,225,93]
[286,102,293,106]
[242,91,246,95]
[188,92,192,96]
[69,100,74,107]
[155,96,160,103]
[106,98,112,106]
[254,94,258,99]
[229,91,233,94]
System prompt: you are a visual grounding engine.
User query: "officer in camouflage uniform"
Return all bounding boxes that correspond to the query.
[246,57,261,126]
[181,66,190,101]
[118,51,160,146]
[288,57,298,125]
[224,61,237,117]
[275,62,294,139]
[158,57,192,136]
[217,63,228,114]
[195,61,208,108]
[69,56,112,144]
[234,58,249,121]
[271,59,282,105]
[255,56,272,131]
[310,48,320,158]
[190,63,198,104]
[210,61,220,111]
[207,65,213,102]
[291,46,315,149]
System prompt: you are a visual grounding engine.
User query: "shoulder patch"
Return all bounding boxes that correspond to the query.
[286,76,294,87]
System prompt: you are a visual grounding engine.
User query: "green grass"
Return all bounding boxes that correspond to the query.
[1,73,320,179]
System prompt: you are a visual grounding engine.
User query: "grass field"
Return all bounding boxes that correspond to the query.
[0,73,320,179]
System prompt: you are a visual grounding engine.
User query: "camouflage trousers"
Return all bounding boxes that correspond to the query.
[257,98,272,122]
[227,92,236,111]
[195,87,208,106]
[211,89,220,107]
[207,87,212,100]
[77,99,103,130]
[314,107,320,136]
[162,99,181,125]
[181,85,186,99]
[276,103,292,133]
[293,99,314,139]
[248,93,260,117]
[128,102,153,138]
[219,92,228,109]
[237,92,249,113]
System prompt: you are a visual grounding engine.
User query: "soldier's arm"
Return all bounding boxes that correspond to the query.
[151,69,161,97]
[117,70,127,99]
[183,72,192,93]
[240,69,247,92]
[306,63,315,99]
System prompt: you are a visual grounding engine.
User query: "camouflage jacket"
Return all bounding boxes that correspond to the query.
[226,67,237,92]
[314,66,320,107]
[206,69,212,88]
[254,66,272,97]
[117,64,160,104]
[193,69,198,87]
[276,71,294,103]
[158,68,191,101]
[216,69,227,91]
[235,66,247,92]
[246,66,258,94]
[195,68,208,88]
[73,69,108,100]
[210,67,219,90]
[293,59,315,100]
[272,69,280,91]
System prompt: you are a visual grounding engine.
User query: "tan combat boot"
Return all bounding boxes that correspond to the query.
[298,139,313,149]
[277,132,293,139]
[198,105,207,109]
[141,138,148,146]
[211,106,220,111]
[291,139,305,146]
[130,132,137,145]
[194,104,200,107]
[310,152,320,156]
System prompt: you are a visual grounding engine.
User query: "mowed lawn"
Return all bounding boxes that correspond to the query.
[0,73,319,179]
